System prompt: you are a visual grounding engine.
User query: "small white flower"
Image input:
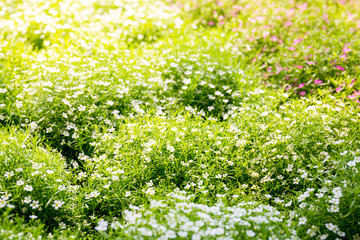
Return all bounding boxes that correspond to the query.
[0,88,7,93]
[347,161,356,167]
[24,185,33,191]
[298,217,307,225]
[106,100,114,106]
[170,62,178,68]
[246,230,256,237]
[16,180,24,186]
[325,223,339,233]
[59,222,66,229]
[328,205,339,212]
[183,78,191,85]
[29,215,37,219]
[340,151,348,155]
[24,196,32,204]
[52,200,64,209]
[95,219,108,231]
[332,187,342,198]
[0,199,7,208]
[30,200,40,209]
[320,234,328,240]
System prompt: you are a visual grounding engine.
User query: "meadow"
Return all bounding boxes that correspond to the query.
[0,0,360,239]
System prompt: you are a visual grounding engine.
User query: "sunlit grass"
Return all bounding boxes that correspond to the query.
[0,0,359,239]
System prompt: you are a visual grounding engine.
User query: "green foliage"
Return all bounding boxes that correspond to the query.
[0,0,359,239]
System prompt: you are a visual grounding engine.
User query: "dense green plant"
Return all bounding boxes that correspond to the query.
[0,0,359,239]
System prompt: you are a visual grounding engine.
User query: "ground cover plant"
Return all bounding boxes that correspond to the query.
[0,0,359,239]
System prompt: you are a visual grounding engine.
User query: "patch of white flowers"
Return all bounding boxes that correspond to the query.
[99,190,298,239]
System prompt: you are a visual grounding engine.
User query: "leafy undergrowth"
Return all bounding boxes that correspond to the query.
[0,0,360,239]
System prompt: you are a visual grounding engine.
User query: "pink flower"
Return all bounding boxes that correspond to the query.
[306,61,315,65]
[314,79,323,84]
[336,87,342,92]
[299,91,306,96]
[284,21,293,27]
[339,54,347,59]
[297,3,308,11]
[293,38,303,44]
[342,46,351,54]
[256,16,265,21]
[323,14,329,24]
[336,66,345,71]
[217,1,224,7]
[208,21,215,26]
[288,47,296,51]
[285,86,291,91]
[296,65,303,69]
[270,36,278,42]
[298,83,306,88]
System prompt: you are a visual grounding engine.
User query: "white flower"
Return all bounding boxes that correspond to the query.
[52,200,64,209]
[29,215,37,219]
[347,161,356,167]
[246,230,256,237]
[298,192,310,202]
[320,234,328,240]
[332,187,342,198]
[328,205,339,212]
[178,231,188,237]
[167,144,175,152]
[0,88,7,93]
[306,228,316,237]
[298,217,307,225]
[16,180,24,186]
[144,188,155,195]
[183,78,191,85]
[165,230,176,238]
[170,62,178,68]
[95,219,108,231]
[325,223,339,233]
[59,222,66,229]
[340,151,348,155]
[24,185,33,191]
[191,234,201,240]
[0,199,7,208]
[24,196,32,204]
[30,200,40,209]
[208,106,215,111]
[106,100,114,106]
